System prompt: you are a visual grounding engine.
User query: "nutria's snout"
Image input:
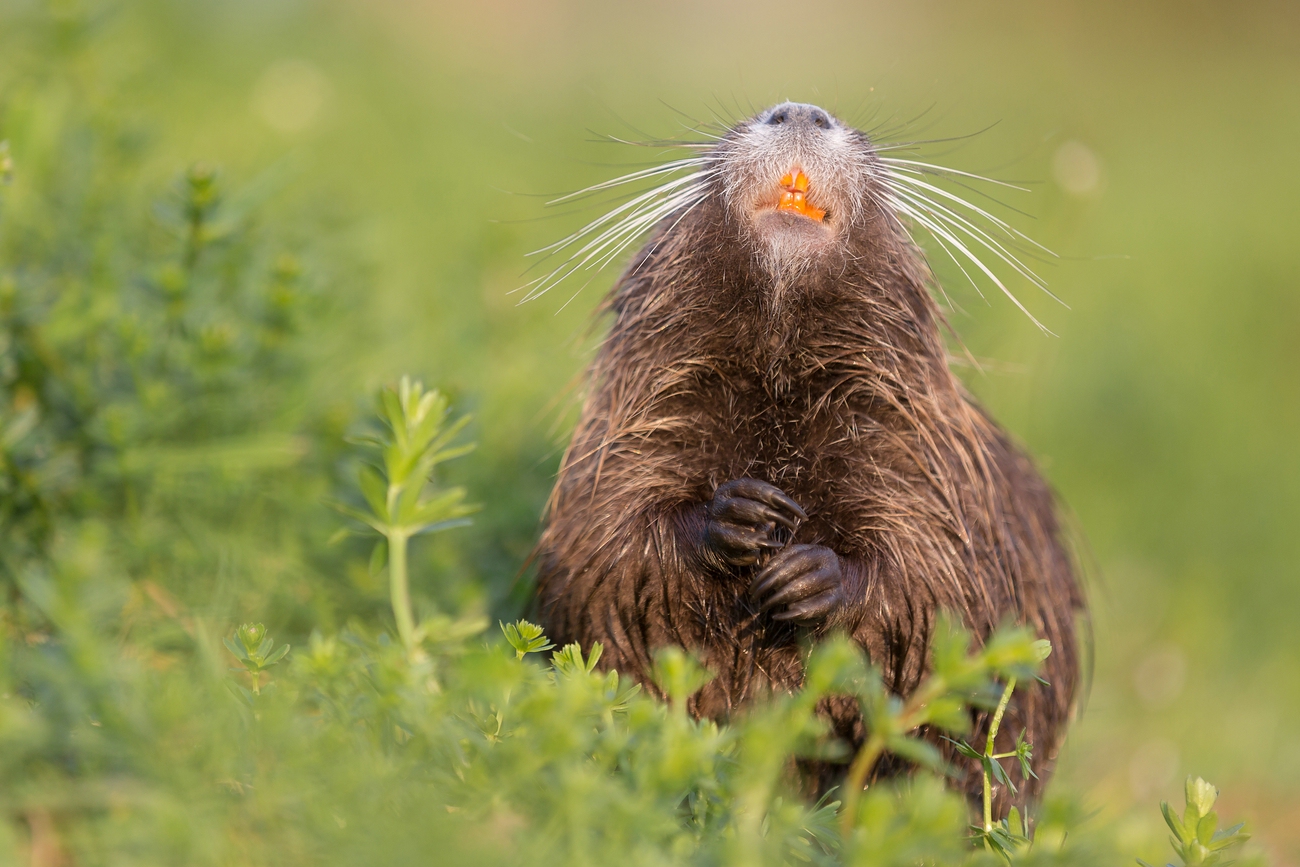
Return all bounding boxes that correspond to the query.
[719,101,873,270]
[764,102,836,132]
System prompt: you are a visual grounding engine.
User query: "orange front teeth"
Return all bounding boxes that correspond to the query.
[776,169,826,222]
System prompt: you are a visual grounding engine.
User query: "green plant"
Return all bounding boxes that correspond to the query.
[1138,777,1251,867]
[838,623,1050,838]
[501,618,556,659]
[329,376,476,655]
[943,639,1053,856]
[224,622,291,697]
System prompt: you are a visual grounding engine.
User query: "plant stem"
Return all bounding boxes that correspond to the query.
[839,733,886,837]
[983,677,1017,832]
[839,677,945,838]
[388,529,415,654]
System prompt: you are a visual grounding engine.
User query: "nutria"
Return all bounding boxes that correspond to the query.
[532,101,1084,809]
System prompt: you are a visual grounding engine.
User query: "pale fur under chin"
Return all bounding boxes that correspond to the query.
[751,217,846,290]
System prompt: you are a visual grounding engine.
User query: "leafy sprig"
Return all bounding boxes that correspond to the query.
[837,617,1051,838]
[501,619,556,660]
[329,377,476,655]
[1139,776,1251,867]
[224,622,290,697]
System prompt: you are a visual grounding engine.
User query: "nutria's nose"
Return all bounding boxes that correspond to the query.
[765,102,833,131]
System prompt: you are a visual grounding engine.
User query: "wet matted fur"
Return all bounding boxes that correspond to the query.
[533,102,1085,809]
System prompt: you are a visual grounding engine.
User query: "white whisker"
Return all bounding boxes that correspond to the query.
[529,172,711,258]
[547,157,716,205]
[880,157,1031,192]
[886,182,1068,310]
[520,176,711,302]
[882,192,1055,334]
[886,183,1047,288]
[885,170,1056,258]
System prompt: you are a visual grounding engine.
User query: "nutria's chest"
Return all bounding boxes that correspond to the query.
[678,354,879,531]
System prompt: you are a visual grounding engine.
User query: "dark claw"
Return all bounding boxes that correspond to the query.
[749,544,843,624]
[702,478,807,569]
[771,591,842,623]
[759,572,834,611]
[718,478,808,523]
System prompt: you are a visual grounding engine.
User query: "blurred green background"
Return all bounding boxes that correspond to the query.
[2,0,1298,858]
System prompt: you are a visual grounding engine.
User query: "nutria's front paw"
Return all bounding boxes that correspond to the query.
[749,544,843,624]
[702,478,807,568]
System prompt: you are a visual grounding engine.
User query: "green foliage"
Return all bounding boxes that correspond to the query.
[0,344,1248,864]
[838,618,1050,835]
[501,618,556,659]
[946,638,1053,858]
[1138,777,1251,867]
[329,376,476,654]
[224,622,290,697]
[0,48,345,641]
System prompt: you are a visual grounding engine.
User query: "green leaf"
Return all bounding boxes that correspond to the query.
[263,644,290,667]
[1209,823,1248,849]
[885,735,944,773]
[326,499,387,534]
[223,635,248,662]
[552,642,596,676]
[500,620,556,659]
[409,517,474,537]
[1015,730,1037,780]
[1007,806,1023,837]
[429,442,475,464]
[923,696,970,734]
[1031,639,1053,661]
[651,646,714,709]
[368,540,387,576]
[380,388,404,437]
[1186,776,1218,819]
[1161,800,1187,838]
[1196,811,1218,845]
[987,756,1014,792]
[357,464,389,521]
[943,737,984,761]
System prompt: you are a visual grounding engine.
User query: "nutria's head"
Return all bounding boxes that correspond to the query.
[529,101,1051,328]
[712,101,879,274]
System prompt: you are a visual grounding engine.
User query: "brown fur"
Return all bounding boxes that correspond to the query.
[533,104,1085,810]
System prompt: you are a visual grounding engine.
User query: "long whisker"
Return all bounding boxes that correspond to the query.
[552,192,713,316]
[885,183,1050,289]
[593,135,721,147]
[884,181,1068,310]
[520,167,714,302]
[547,156,717,205]
[884,170,1056,257]
[885,166,1042,223]
[880,157,1031,192]
[873,147,1067,328]
[869,187,985,304]
[524,192,696,298]
[881,191,1055,334]
[521,195,699,303]
[529,172,710,257]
